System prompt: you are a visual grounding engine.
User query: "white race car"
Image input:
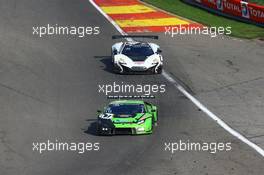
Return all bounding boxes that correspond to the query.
[111,35,163,74]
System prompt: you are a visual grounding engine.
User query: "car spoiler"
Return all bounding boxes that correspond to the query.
[112,35,158,40]
[107,95,155,99]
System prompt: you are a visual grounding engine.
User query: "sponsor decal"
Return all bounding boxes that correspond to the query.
[223,0,241,13]
[99,113,114,119]
[249,6,264,19]
[196,0,264,24]
[217,0,223,11]
[241,2,250,18]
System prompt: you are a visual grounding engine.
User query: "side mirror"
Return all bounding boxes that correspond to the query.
[157,48,162,54]
[97,110,102,113]
[113,49,118,55]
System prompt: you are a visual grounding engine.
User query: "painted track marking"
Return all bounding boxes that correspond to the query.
[101,5,155,14]
[93,0,202,33]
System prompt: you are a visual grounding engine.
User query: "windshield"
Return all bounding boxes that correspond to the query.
[105,104,145,117]
[122,43,154,61]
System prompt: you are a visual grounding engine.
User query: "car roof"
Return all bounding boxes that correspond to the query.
[109,100,145,105]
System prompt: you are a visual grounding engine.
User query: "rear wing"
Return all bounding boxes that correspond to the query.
[107,95,155,100]
[112,35,158,40]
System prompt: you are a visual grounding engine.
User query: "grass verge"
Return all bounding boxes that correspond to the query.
[143,0,264,39]
[250,0,264,6]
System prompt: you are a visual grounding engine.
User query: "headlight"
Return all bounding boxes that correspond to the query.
[137,120,145,125]
[136,127,145,132]
[137,115,147,124]
[152,58,159,64]
[119,58,126,64]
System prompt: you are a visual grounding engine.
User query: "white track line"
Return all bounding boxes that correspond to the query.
[162,71,264,157]
[89,0,264,157]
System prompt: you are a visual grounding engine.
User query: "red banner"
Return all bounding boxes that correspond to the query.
[248,3,264,23]
[196,0,264,24]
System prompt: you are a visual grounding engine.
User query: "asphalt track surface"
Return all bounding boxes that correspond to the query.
[0,0,263,175]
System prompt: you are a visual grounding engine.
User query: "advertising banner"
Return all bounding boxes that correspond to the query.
[193,0,264,24]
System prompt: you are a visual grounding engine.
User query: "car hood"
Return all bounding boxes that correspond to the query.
[112,113,145,123]
[127,55,148,61]
[117,54,151,62]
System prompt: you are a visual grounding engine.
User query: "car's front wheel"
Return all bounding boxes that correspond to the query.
[113,64,123,74]
[96,124,102,136]
[152,65,162,74]
[156,66,162,74]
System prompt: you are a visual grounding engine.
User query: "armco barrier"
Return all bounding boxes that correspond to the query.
[182,0,264,27]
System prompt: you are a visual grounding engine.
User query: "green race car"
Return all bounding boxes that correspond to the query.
[96,100,158,135]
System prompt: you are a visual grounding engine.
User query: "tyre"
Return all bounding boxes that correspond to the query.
[96,124,102,136]
[154,109,158,126]
[113,64,123,74]
[111,50,114,64]
[156,66,162,74]
[152,65,162,74]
